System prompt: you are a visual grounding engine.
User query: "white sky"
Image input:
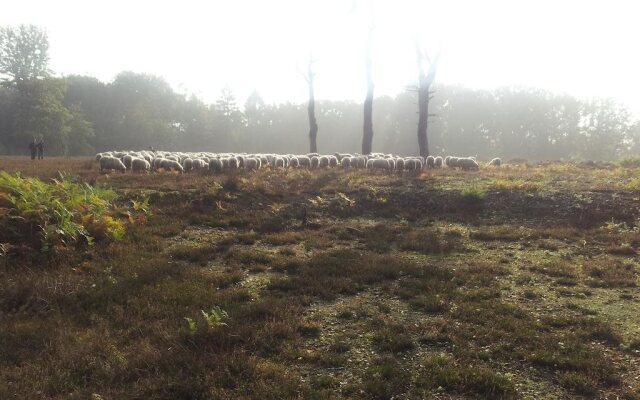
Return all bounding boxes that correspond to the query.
[2,0,639,117]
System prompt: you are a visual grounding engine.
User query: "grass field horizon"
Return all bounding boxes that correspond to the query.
[1,155,639,399]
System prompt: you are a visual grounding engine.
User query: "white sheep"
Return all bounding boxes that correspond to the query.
[448,157,460,169]
[298,156,311,167]
[100,156,127,173]
[328,156,339,167]
[209,158,223,173]
[341,157,352,168]
[131,158,151,173]
[160,159,184,173]
[434,156,443,168]
[311,156,320,168]
[244,158,261,170]
[458,157,479,171]
[182,158,194,172]
[318,156,330,168]
[426,156,435,168]
[489,157,502,167]
[367,158,391,171]
[289,157,300,168]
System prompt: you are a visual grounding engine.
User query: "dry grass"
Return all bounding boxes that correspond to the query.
[1,156,640,399]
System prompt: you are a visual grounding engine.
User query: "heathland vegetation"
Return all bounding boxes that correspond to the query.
[0,158,639,398]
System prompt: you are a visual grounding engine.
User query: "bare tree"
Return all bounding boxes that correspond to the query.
[300,57,318,153]
[414,43,441,157]
[362,28,374,155]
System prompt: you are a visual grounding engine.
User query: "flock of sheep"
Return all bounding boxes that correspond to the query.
[96,150,501,174]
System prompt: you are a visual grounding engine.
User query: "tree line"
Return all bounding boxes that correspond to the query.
[1,25,638,160]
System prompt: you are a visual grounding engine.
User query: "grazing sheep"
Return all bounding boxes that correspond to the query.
[100,156,126,173]
[458,157,479,171]
[182,158,194,172]
[244,158,261,170]
[209,158,223,173]
[160,159,184,173]
[448,157,460,169]
[131,158,151,173]
[192,159,208,171]
[289,157,300,168]
[298,156,311,167]
[311,156,320,168]
[489,157,502,167]
[444,156,451,166]
[367,158,391,171]
[228,157,239,170]
[318,156,330,168]
[434,156,443,168]
[122,154,134,169]
[274,157,285,168]
[426,156,435,168]
[356,156,367,169]
[395,158,405,171]
[328,156,339,167]
[405,158,423,171]
[341,157,352,168]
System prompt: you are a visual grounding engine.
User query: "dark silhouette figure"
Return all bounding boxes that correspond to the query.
[36,139,44,159]
[28,139,37,160]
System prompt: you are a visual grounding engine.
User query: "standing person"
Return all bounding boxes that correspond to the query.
[28,138,37,160]
[36,138,44,160]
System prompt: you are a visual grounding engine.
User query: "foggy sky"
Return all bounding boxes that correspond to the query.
[2,0,639,117]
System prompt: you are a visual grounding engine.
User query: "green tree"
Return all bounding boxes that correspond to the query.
[0,25,50,84]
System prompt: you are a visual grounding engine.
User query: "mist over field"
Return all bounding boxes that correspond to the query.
[1,2,640,399]
[1,0,639,160]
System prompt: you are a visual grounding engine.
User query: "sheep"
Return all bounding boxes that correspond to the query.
[131,157,150,173]
[328,156,339,167]
[311,156,320,168]
[289,157,300,168]
[356,156,367,169]
[274,157,285,168]
[405,158,423,171]
[448,157,460,169]
[192,159,209,171]
[489,157,502,167]
[444,156,451,166]
[341,157,352,168]
[367,158,391,171]
[100,156,127,173]
[209,158,223,173]
[160,159,184,173]
[426,156,435,168]
[458,157,479,171]
[395,158,405,171]
[228,157,239,170]
[182,158,194,172]
[122,154,134,169]
[318,156,330,168]
[244,157,261,170]
[434,156,443,168]
[298,156,311,167]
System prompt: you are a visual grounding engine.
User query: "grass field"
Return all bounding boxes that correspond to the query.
[1,156,639,399]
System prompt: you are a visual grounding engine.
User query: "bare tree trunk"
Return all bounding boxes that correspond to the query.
[362,32,374,155]
[415,45,440,158]
[306,61,318,153]
[417,74,429,157]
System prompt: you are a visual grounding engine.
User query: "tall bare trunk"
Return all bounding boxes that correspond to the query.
[415,45,440,158]
[417,74,429,157]
[306,61,318,153]
[362,32,374,155]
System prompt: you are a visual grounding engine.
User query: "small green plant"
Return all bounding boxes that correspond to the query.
[201,306,229,328]
[184,317,197,334]
[461,183,486,203]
